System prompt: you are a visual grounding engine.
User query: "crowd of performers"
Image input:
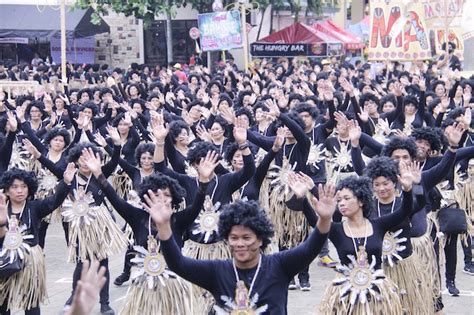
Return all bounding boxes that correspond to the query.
[0,55,473,315]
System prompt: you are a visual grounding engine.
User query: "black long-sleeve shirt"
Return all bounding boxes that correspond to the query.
[0,181,70,247]
[96,174,207,248]
[161,226,329,314]
[0,132,16,172]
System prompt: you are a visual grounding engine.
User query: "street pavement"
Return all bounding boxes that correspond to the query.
[18,220,474,315]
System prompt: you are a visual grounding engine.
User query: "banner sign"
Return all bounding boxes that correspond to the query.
[50,36,95,64]
[368,0,432,60]
[0,37,29,44]
[421,0,465,57]
[250,43,330,57]
[198,10,243,51]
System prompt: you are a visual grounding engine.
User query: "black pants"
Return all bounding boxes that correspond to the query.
[71,259,110,305]
[462,235,472,266]
[444,233,458,282]
[122,246,134,275]
[38,220,70,249]
[318,240,330,257]
[0,302,40,315]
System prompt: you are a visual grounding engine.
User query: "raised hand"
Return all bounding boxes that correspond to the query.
[347,119,362,147]
[106,125,121,146]
[63,162,77,185]
[75,112,85,129]
[265,99,280,118]
[358,106,370,122]
[408,161,422,185]
[143,189,173,227]
[272,127,286,151]
[444,122,465,147]
[22,139,41,159]
[296,172,315,191]
[93,132,107,148]
[288,172,308,199]
[233,116,248,145]
[393,82,404,97]
[196,124,212,142]
[6,111,18,132]
[152,113,169,142]
[398,161,414,192]
[81,148,102,177]
[220,105,236,124]
[0,194,8,226]
[67,260,106,315]
[312,183,336,220]
[334,111,348,127]
[197,151,219,182]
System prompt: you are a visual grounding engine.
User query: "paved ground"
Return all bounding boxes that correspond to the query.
[17,221,474,314]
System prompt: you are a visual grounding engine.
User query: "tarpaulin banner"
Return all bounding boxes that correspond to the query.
[368,0,432,60]
[50,36,95,64]
[250,43,329,57]
[421,0,465,56]
[198,10,243,51]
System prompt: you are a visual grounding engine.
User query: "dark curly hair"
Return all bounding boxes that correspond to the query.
[381,137,418,160]
[0,168,38,198]
[224,142,239,165]
[235,107,255,126]
[404,95,419,108]
[167,120,190,143]
[79,101,99,116]
[26,100,45,118]
[77,88,92,101]
[336,176,374,218]
[67,142,103,163]
[364,157,399,184]
[138,173,185,208]
[186,141,220,165]
[43,127,71,147]
[411,127,443,152]
[276,111,306,131]
[135,143,155,167]
[293,102,320,119]
[359,93,380,107]
[218,200,274,250]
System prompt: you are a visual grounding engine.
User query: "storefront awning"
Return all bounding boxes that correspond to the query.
[0,5,110,39]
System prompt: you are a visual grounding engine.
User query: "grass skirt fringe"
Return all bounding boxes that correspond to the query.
[66,206,129,262]
[268,191,309,248]
[318,274,402,315]
[411,231,441,309]
[0,245,47,311]
[182,240,231,314]
[384,254,433,314]
[119,275,193,315]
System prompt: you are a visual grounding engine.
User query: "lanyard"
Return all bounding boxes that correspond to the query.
[232,255,262,298]
[377,198,396,217]
[345,219,368,259]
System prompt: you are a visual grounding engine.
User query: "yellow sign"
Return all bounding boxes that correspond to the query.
[369,0,432,61]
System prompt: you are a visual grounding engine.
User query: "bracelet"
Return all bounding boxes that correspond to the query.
[449,145,459,150]
[238,142,249,150]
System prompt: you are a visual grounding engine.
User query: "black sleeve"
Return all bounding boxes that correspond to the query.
[21,122,47,154]
[118,158,139,181]
[421,150,456,191]
[173,182,209,233]
[350,145,366,176]
[38,155,66,178]
[0,132,16,172]
[253,149,278,187]
[280,113,308,145]
[247,130,274,152]
[359,132,383,154]
[386,96,404,125]
[94,108,112,129]
[226,154,256,192]
[36,181,71,218]
[376,190,413,231]
[160,236,217,292]
[102,145,121,177]
[277,227,329,278]
[96,174,144,226]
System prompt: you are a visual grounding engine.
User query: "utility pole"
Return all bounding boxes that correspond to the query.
[60,0,67,85]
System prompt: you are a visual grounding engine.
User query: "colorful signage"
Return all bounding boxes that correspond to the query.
[198,10,243,51]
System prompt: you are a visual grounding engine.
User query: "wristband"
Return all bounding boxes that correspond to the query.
[449,145,459,150]
[238,142,249,150]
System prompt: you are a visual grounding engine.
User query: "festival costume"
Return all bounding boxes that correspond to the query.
[161,224,329,314]
[0,181,69,312]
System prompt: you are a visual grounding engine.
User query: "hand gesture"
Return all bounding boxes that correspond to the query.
[322,82,334,101]
[463,108,472,127]
[358,106,369,122]
[75,112,85,129]
[312,183,337,220]
[444,122,465,147]
[196,124,212,142]
[398,160,414,192]
[81,148,102,177]
[6,111,18,132]
[288,172,308,199]
[143,189,173,226]
[376,118,390,135]
[347,119,361,146]
[63,162,77,185]
[272,127,286,151]
[393,82,404,97]
[22,139,41,159]
[233,116,248,145]
[409,161,422,185]
[151,113,169,142]
[123,112,133,127]
[0,194,8,225]
[93,132,107,148]
[265,99,280,118]
[220,105,236,124]
[197,151,219,182]
[67,260,106,315]
[106,125,121,146]
[334,111,348,127]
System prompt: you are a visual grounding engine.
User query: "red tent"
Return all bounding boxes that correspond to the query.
[313,20,365,50]
[260,22,341,44]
